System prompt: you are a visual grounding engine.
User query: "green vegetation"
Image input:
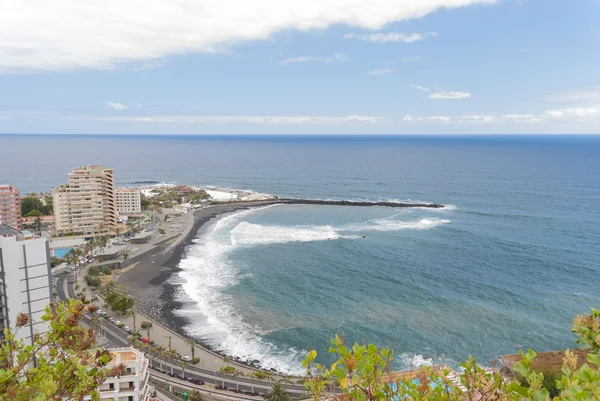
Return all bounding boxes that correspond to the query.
[20,193,53,217]
[123,252,129,260]
[264,382,292,401]
[187,191,210,204]
[141,321,153,340]
[140,193,151,210]
[302,308,600,401]
[0,299,118,400]
[50,256,63,268]
[99,282,135,314]
[84,274,101,287]
[192,357,200,364]
[88,265,112,276]
[159,228,166,234]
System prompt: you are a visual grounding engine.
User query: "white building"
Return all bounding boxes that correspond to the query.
[116,188,142,217]
[0,224,53,344]
[95,347,152,401]
[52,166,117,237]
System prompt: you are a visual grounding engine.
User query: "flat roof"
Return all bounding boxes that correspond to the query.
[131,231,153,239]
[97,245,128,256]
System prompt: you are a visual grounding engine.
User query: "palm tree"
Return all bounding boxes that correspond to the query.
[264,383,292,401]
[230,369,244,392]
[155,346,166,372]
[124,308,137,332]
[179,361,186,380]
[167,349,177,375]
[185,338,196,361]
[218,366,231,388]
[141,321,152,341]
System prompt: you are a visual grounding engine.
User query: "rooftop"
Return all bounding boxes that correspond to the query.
[97,245,128,256]
[131,231,153,240]
[0,224,22,237]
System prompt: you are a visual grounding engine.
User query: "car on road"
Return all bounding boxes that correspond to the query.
[188,379,205,385]
[96,310,107,316]
[180,355,192,362]
[113,320,121,325]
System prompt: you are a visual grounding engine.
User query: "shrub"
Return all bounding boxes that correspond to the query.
[84,275,101,287]
[88,266,100,276]
[159,228,166,235]
[192,357,199,364]
[101,266,112,275]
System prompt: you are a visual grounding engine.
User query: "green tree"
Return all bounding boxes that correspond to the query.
[141,321,152,341]
[24,209,42,217]
[189,389,204,401]
[0,299,122,400]
[185,338,196,360]
[20,197,43,216]
[140,193,151,210]
[264,382,292,401]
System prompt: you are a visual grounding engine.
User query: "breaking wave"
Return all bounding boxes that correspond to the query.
[175,205,451,373]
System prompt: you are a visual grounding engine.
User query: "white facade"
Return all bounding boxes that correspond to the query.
[52,166,117,236]
[116,188,142,216]
[95,347,151,401]
[0,233,52,344]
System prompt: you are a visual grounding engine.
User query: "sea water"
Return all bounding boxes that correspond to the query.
[1,134,599,373]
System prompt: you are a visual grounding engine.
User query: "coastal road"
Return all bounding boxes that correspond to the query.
[57,276,308,398]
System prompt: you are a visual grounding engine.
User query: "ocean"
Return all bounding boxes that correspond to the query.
[1,134,599,373]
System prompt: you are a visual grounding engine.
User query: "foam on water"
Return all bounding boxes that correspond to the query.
[176,206,451,373]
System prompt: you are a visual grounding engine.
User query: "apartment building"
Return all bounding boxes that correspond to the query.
[95,347,152,401]
[116,188,142,217]
[0,224,52,344]
[0,184,22,231]
[53,166,117,236]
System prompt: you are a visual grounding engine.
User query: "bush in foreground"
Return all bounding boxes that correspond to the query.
[303,308,600,401]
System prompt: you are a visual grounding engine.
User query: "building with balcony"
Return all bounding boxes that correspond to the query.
[52,166,117,237]
[0,184,22,231]
[116,188,142,217]
[95,347,151,401]
[0,224,52,344]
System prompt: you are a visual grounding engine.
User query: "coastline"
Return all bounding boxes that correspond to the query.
[119,201,283,370]
[119,198,447,371]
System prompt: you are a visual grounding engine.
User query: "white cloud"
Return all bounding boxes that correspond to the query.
[0,0,495,72]
[544,86,600,104]
[106,102,127,110]
[279,53,347,65]
[136,103,143,108]
[398,56,422,63]
[368,68,393,76]
[404,105,600,124]
[429,91,472,99]
[409,84,431,93]
[77,114,389,124]
[344,32,437,43]
[544,105,600,120]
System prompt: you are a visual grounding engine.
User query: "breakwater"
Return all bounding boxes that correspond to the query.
[279,199,444,208]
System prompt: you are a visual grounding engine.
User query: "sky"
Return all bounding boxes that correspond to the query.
[1,0,599,135]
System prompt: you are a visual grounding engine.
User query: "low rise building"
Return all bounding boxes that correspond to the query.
[116,188,142,217]
[130,231,154,244]
[0,184,22,231]
[0,224,52,344]
[95,347,152,401]
[97,244,130,262]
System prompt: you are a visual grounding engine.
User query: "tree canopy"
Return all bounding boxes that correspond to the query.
[303,308,600,401]
[0,299,124,401]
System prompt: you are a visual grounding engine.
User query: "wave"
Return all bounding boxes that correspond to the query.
[230,217,450,246]
[176,205,306,374]
[176,207,450,373]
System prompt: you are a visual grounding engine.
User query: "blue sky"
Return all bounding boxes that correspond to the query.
[1,0,599,135]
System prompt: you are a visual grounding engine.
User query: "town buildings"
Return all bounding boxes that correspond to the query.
[0,184,22,231]
[52,166,117,236]
[95,347,152,401]
[0,224,52,344]
[116,187,142,217]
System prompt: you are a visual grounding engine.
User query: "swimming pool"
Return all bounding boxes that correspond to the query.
[53,248,72,258]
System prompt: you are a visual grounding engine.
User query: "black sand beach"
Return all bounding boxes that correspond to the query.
[118,201,282,364]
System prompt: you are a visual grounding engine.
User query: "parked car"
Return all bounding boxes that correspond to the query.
[113,320,121,325]
[108,317,115,323]
[180,355,192,362]
[189,379,205,385]
[122,325,130,331]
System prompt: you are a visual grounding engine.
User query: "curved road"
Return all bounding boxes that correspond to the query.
[56,274,309,398]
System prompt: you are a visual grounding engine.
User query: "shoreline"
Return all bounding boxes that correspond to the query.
[119,201,284,371]
[119,198,447,372]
